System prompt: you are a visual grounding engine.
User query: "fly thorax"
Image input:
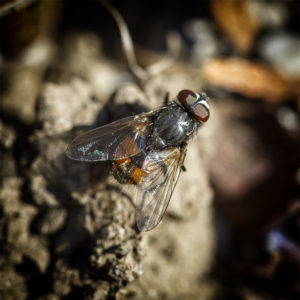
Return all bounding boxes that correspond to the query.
[149,106,194,150]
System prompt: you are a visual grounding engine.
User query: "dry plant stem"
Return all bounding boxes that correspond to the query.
[0,0,36,17]
[98,0,181,85]
[99,0,148,81]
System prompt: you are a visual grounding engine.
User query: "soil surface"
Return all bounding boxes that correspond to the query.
[1,1,299,299]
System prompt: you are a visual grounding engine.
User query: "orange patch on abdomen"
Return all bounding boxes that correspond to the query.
[114,157,132,166]
[112,157,145,185]
[131,167,147,184]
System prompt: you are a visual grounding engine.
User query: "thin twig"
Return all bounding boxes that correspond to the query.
[0,0,36,17]
[98,0,181,83]
[99,0,148,81]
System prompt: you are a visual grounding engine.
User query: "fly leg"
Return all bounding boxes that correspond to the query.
[163,92,170,106]
[180,142,188,171]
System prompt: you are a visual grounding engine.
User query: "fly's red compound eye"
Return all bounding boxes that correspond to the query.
[178,89,198,106]
[178,89,210,122]
[192,101,210,122]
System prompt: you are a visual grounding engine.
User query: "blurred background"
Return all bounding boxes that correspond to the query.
[0,0,299,299]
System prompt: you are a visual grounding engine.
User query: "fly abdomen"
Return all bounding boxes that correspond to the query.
[112,158,147,185]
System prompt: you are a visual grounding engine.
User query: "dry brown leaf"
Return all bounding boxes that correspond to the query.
[210,0,259,53]
[203,58,291,102]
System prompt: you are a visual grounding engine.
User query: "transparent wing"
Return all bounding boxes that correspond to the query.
[135,145,187,232]
[66,113,153,161]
